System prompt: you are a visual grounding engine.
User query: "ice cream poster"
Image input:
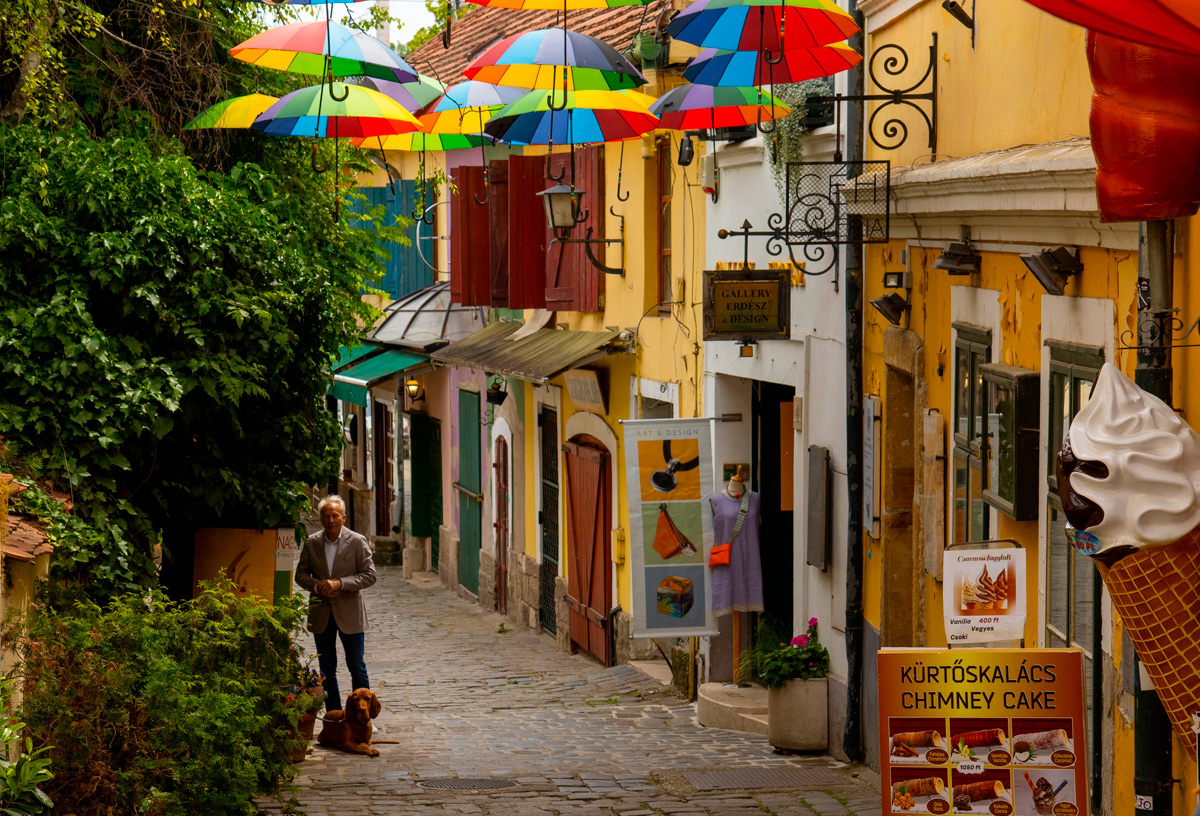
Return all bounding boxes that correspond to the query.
[623,418,719,638]
[878,649,1088,816]
[943,548,1026,644]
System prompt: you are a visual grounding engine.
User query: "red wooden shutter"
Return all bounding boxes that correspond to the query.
[544,147,605,312]
[507,156,549,310]
[449,165,491,306]
[488,161,510,307]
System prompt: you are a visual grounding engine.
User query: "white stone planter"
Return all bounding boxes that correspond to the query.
[767,677,828,751]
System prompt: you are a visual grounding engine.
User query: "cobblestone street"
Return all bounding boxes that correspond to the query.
[258,567,882,816]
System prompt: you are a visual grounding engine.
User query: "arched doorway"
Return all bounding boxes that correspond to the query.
[493,435,509,615]
[562,434,612,666]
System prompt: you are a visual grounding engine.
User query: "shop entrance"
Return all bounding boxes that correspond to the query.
[493,436,509,615]
[563,436,612,666]
[456,390,482,595]
[539,407,560,635]
[752,380,795,633]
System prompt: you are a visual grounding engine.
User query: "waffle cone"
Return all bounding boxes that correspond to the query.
[1095,526,1200,758]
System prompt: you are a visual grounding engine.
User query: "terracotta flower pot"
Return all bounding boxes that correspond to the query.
[767,677,828,752]
[288,712,318,762]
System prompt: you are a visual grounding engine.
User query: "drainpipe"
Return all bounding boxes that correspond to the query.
[841,0,866,763]
[1132,219,1174,816]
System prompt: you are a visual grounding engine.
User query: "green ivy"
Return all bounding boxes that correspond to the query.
[768,79,834,204]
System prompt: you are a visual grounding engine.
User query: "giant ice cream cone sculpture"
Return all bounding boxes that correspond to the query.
[1057,363,1200,756]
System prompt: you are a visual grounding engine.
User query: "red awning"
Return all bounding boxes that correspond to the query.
[1024,0,1200,54]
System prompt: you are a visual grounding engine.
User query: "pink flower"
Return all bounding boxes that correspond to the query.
[791,634,810,647]
[808,616,819,627]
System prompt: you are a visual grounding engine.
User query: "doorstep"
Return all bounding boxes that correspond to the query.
[696,681,769,736]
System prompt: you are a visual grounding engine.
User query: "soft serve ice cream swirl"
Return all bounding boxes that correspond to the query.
[1067,363,1200,552]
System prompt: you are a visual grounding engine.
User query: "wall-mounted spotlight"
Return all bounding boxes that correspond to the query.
[932,241,981,275]
[870,292,910,327]
[1020,246,1083,296]
[677,133,695,167]
[883,271,912,289]
[942,0,974,29]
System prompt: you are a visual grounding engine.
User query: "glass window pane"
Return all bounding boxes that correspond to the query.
[1048,371,1068,479]
[956,346,971,438]
[987,381,1010,499]
[970,456,987,541]
[1076,376,1093,416]
[972,350,986,448]
[1047,504,1070,642]
[1072,549,1096,657]
[954,452,969,545]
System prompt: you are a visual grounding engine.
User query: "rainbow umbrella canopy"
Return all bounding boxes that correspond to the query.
[347,75,446,112]
[185,93,278,129]
[419,81,529,134]
[484,89,658,145]
[649,84,790,130]
[666,0,859,52]
[353,132,490,152]
[251,82,422,137]
[683,42,859,86]
[231,20,418,83]
[464,28,646,90]
[464,0,650,7]
[1021,0,1200,54]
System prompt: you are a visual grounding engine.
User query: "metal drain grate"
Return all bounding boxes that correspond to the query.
[685,767,849,791]
[418,778,518,791]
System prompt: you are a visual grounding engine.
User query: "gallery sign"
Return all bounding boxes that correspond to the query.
[622,418,719,638]
[943,545,1027,644]
[878,648,1088,816]
[702,269,790,341]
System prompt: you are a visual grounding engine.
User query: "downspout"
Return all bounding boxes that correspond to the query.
[1132,219,1174,816]
[841,0,866,763]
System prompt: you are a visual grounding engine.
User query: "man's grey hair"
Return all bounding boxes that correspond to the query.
[317,494,346,514]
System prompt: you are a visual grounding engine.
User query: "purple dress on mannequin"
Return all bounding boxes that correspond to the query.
[709,490,764,616]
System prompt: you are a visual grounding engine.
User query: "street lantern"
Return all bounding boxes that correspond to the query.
[405,376,422,400]
[537,184,584,237]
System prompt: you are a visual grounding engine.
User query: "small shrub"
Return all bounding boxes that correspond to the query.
[7,576,309,815]
[757,617,831,689]
[0,677,53,815]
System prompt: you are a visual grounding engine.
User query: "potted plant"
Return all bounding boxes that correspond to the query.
[760,617,830,752]
[283,690,325,763]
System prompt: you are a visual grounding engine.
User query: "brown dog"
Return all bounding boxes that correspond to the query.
[318,688,385,757]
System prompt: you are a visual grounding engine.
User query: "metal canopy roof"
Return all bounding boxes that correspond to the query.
[370,282,487,352]
[429,322,623,384]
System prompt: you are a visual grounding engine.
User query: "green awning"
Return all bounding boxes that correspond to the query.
[335,342,379,372]
[332,349,427,406]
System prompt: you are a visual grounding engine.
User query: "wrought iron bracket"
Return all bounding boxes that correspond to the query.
[814,33,938,155]
[548,206,626,276]
[1118,308,1200,350]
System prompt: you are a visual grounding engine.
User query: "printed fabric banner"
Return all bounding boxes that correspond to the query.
[943,547,1027,644]
[878,648,1088,816]
[623,418,719,638]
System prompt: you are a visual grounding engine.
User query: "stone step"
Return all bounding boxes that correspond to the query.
[696,682,769,735]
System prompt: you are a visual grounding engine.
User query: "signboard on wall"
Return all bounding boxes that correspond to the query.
[878,648,1088,816]
[943,545,1027,644]
[194,528,281,601]
[702,269,790,342]
[623,418,719,638]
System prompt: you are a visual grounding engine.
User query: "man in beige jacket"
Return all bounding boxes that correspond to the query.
[295,495,377,712]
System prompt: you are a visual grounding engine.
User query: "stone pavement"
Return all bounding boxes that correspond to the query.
[258,567,882,816]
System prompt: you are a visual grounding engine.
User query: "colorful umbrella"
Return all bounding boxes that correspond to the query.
[648,84,790,130]
[352,133,489,151]
[1022,0,1200,54]
[464,0,649,7]
[347,75,447,112]
[419,81,528,134]
[485,89,658,145]
[683,42,860,86]
[464,28,645,90]
[231,20,418,83]
[185,93,279,129]
[251,82,422,137]
[666,0,860,52]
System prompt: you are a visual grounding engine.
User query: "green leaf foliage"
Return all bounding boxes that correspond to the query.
[6,577,310,815]
[753,618,831,689]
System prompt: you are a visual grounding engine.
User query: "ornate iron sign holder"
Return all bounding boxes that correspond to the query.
[716,35,938,290]
[1118,308,1200,350]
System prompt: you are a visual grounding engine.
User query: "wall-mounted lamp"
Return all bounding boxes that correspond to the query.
[486,377,508,406]
[883,270,912,289]
[942,0,974,29]
[870,292,911,326]
[677,133,695,167]
[932,241,981,275]
[1020,246,1083,296]
[538,183,627,276]
[405,376,424,402]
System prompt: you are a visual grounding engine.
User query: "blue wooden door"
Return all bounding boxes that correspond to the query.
[456,390,482,594]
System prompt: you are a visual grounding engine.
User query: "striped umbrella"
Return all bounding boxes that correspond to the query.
[419,81,528,134]
[251,82,422,137]
[346,75,447,112]
[666,0,859,52]
[231,20,418,83]
[648,84,790,130]
[185,93,279,129]
[484,89,658,145]
[352,133,489,151]
[683,42,860,86]
[464,0,650,7]
[464,28,645,91]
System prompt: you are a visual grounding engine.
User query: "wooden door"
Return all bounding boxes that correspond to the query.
[373,400,394,536]
[493,436,509,615]
[456,391,482,594]
[539,407,559,634]
[563,437,612,665]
